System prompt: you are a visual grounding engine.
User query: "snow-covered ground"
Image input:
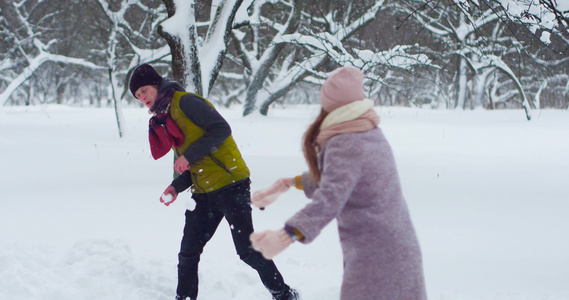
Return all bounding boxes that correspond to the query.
[1,104,568,300]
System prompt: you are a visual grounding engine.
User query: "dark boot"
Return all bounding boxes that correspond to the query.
[272,287,300,300]
[176,252,200,300]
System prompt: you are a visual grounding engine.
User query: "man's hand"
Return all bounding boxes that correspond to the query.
[174,155,190,174]
[160,185,178,206]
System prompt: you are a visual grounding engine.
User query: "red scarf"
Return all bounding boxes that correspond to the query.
[148,112,184,160]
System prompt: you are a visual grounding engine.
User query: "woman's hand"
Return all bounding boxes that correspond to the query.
[160,185,178,206]
[174,155,190,174]
[250,229,293,259]
[251,178,293,209]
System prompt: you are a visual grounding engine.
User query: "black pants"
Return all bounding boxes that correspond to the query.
[176,179,288,299]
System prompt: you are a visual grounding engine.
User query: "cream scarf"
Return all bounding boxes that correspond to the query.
[316,99,380,147]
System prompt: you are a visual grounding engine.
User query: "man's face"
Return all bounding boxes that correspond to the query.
[135,85,158,109]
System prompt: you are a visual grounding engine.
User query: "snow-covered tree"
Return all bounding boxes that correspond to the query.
[1,0,566,115]
[397,0,533,119]
[157,0,244,97]
[229,0,430,116]
[0,0,104,107]
[494,0,569,49]
[0,0,170,136]
[93,0,169,137]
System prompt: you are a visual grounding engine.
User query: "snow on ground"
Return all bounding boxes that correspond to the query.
[0,104,568,300]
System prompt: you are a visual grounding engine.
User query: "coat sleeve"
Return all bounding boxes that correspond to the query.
[170,171,193,193]
[285,135,362,244]
[178,94,232,164]
[300,171,319,198]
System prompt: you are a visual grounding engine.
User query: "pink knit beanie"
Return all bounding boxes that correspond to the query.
[320,66,365,112]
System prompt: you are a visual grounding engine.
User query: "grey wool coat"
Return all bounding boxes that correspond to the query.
[285,128,427,300]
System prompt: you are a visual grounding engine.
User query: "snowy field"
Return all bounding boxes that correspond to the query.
[1,104,568,300]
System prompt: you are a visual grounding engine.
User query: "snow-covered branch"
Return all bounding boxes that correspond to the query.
[233,0,433,115]
[159,0,243,97]
[0,0,106,106]
[1,46,105,106]
[495,0,569,46]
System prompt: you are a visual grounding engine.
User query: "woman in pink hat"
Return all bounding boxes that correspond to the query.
[250,66,427,299]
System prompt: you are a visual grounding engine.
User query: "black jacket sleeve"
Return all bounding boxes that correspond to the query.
[178,94,232,164]
[171,171,192,194]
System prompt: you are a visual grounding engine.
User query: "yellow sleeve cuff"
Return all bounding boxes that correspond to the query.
[294,175,303,190]
[291,226,305,241]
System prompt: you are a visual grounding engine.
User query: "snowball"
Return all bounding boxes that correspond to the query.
[161,193,173,202]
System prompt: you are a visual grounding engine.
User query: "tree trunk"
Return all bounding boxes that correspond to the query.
[158,0,202,94]
[107,68,123,137]
[456,56,468,109]
[242,0,303,116]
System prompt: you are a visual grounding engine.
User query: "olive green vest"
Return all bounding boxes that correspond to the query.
[169,91,250,193]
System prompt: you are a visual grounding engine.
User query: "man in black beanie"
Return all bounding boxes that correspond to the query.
[129,64,163,96]
[128,63,299,300]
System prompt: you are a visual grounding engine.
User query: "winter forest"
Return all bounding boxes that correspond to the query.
[1,0,568,121]
[2,1,569,300]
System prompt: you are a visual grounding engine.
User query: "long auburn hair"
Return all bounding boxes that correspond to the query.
[302,108,329,182]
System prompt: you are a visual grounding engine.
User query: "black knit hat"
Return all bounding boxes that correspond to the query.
[129,64,163,97]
